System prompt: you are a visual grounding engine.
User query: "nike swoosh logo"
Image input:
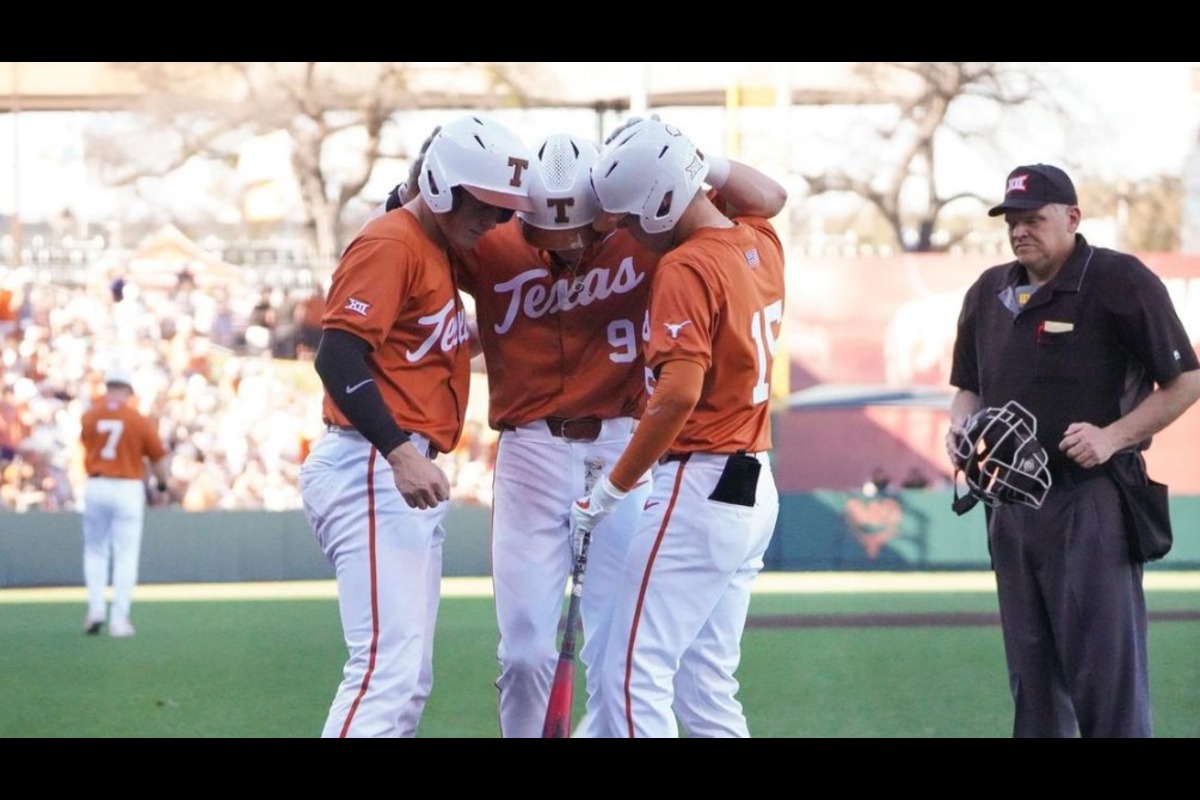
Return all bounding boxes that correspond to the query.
[643,501,660,511]
[346,379,375,394]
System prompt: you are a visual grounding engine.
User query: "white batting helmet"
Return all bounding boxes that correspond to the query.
[519,134,602,230]
[590,118,709,234]
[104,368,135,389]
[417,115,536,214]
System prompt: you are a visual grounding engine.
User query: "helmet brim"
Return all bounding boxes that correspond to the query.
[462,185,535,213]
[591,211,627,233]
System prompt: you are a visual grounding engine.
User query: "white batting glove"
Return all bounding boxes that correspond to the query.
[570,475,628,551]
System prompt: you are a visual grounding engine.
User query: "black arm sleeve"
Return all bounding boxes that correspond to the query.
[314,329,410,457]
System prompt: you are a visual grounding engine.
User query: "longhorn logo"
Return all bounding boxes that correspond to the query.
[663,320,692,339]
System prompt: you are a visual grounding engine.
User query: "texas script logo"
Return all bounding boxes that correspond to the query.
[406,298,470,362]
[491,256,645,334]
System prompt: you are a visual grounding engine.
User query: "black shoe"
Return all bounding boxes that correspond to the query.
[84,619,103,635]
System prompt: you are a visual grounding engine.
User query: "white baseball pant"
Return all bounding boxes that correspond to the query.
[490,417,649,738]
[82,477,147,626]
[596,451,779,738]
[299,428,445,738]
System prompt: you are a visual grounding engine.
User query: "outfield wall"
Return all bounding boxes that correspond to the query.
[763,490,1199,571]
[1,491,1197,587]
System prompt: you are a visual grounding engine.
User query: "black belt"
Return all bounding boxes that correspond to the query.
[501,417,603,442]
[547,417,602,441]
[658,451,761,465]
[1049,460,1107,487]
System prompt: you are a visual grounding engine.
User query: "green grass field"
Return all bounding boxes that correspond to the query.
[2,574,1197,738]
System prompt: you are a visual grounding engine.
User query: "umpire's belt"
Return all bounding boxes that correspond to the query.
[1049,451,1144,488]
[1048,459,1108,487]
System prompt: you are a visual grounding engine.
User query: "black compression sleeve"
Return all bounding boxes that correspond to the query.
[314,329,411,456]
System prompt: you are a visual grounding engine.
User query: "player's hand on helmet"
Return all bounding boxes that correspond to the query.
[570,474,628,540]
[603,113,661,146]
[381,125,443,213]
[387,441,450,510]
[402,124,442,204]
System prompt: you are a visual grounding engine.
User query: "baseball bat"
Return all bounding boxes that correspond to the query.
[542,528,592,738]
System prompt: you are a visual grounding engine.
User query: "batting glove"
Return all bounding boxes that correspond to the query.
[570,475,628,547]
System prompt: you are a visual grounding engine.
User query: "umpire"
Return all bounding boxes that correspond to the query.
[947,164,1200,737]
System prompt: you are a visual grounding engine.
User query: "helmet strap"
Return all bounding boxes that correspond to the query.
[951,470,980,516]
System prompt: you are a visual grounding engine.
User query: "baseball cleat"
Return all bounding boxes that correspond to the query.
[83,618,104,635]
[109,620,136,638]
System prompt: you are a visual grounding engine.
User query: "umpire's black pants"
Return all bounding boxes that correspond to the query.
[987,470,1152,738]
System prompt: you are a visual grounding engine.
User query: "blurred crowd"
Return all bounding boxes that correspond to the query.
[0,268,497,513]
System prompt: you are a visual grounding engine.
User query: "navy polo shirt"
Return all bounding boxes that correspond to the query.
[950,234,1199,472]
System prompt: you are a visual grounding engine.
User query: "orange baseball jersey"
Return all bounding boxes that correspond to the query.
[80,398,167,480]
[321,209,472,454]
[647,216,786,454]
[454,220,658,428]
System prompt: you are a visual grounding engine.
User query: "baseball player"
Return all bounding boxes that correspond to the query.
[451,132,654,739]
[385,124,786,738]
[298,114,535,738]
[79,368,171,638]
[571,118,786,737]
[380,124,785,738]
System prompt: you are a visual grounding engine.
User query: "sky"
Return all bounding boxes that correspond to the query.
[1032,61,1199,181]
[1,62,1197,226]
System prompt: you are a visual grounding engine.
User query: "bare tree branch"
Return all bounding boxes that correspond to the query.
[803,62,1063,252]
[84,62,533,270]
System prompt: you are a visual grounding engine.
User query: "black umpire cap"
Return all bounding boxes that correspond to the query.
[988,164,1078,216]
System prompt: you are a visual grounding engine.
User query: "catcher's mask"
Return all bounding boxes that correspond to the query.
[951,400,1052,515]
